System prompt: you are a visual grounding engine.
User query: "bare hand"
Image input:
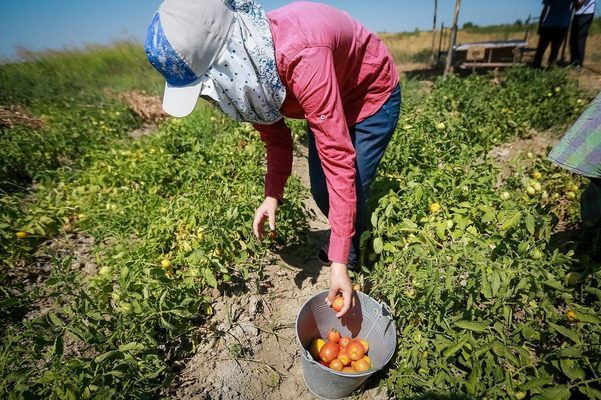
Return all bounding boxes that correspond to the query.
[327,262,353,318]
[253,196,278,240]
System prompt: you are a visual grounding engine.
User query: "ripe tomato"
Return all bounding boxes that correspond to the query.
[309,338,326,360]
[339,336,351,348]
[337,348,351,366]
[358,339,369,352]
[566,310,577,322]
[327,329,340,343]
[341,366,355,373]
[267,230,277,240]
[351,357,370,372]
[320,342,339,363]
[329,359,343,371]
[346,340,366,361]
[319,360,328,367]
[331,296,344,312]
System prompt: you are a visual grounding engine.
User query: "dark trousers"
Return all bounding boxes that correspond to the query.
[570,13,594,67]
[533,27,568,68]
[308,84,401,268]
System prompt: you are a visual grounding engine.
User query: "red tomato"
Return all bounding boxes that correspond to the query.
[351,357,370,372]
[331,296,344,312]
[346,340,366,361]
[339,336,351,348]
[329,358,343,371]
[337,348,351,366]
[341,366,355,373]
[319,342,339,363]
[327,329,341,343]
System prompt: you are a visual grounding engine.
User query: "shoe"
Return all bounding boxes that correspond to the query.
[317,246,331,266]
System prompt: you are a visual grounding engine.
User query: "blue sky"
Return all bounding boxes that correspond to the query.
[0,0,545,59]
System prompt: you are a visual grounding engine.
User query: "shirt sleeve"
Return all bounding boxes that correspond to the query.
[288,46,357,264]
[253,118,293,201]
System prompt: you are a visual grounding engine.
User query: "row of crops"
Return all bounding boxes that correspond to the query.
[1,45,599,399]
[367,69,600,399]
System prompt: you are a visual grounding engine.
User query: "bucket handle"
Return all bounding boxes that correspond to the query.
[363,299,395,341]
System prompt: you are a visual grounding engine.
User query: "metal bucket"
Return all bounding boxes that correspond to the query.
[295,290,396,400]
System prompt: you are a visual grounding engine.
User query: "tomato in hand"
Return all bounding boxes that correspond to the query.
[327,329,341,343]
[331,296,344,312]
[320,341,339,363]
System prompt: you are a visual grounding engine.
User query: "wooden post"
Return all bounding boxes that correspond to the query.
[560,7,575,63]
[430,0,438,65]
[444,0,461,78]
[437,22,445,66]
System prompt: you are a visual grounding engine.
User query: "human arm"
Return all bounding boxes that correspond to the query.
[252,119,293,239]
[288,46,356,315]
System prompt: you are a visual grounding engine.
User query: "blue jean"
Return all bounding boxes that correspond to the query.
[308,84,401,268]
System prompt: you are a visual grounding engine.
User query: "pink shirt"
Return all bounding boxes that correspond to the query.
[253,1,399,263]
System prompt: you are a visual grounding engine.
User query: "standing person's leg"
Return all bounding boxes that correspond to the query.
[570,15,580,65]
[533,28,552,68]
[575,14,594,67]
[347,84,401,269]
[548,28,567,66]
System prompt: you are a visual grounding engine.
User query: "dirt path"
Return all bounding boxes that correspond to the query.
[170,146,388,400]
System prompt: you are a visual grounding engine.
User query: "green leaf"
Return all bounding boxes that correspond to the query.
[203,268,218,289]
[53,335,64,358]
[443,337,466,358]
[500,211,521,231]
[538,385,570,400]
[373,237,384,254]
[520,376,553,391]
[118,342,145,354]
[560,358,585,380]
[454,320,488,332]
[525,214,535,235]
[414,186,423,202]
[579,386,601,399]
[548,322,581,344]
[573,311,601,324]
[47,313,63,327]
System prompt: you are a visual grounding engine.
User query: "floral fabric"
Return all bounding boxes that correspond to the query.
[199,0,286,124]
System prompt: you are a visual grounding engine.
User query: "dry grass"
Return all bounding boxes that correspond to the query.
[381,27,601,71]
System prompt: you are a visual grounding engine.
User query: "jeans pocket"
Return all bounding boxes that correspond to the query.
[382,85,402,130]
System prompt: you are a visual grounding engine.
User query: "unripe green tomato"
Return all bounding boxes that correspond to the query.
[120,302,132,314]
[501,191,510,200]
[566,271,582,286]
[530,249,543,260]
[526,186,536,196]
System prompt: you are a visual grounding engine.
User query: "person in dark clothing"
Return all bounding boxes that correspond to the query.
[532,0,574,68]
[570,0,596,67]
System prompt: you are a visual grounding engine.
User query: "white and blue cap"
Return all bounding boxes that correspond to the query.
[145,0,235,117]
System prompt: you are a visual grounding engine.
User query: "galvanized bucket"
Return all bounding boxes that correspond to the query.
[295,290,396,400]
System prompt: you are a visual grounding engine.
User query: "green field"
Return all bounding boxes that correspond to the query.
[1,43,600,399]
